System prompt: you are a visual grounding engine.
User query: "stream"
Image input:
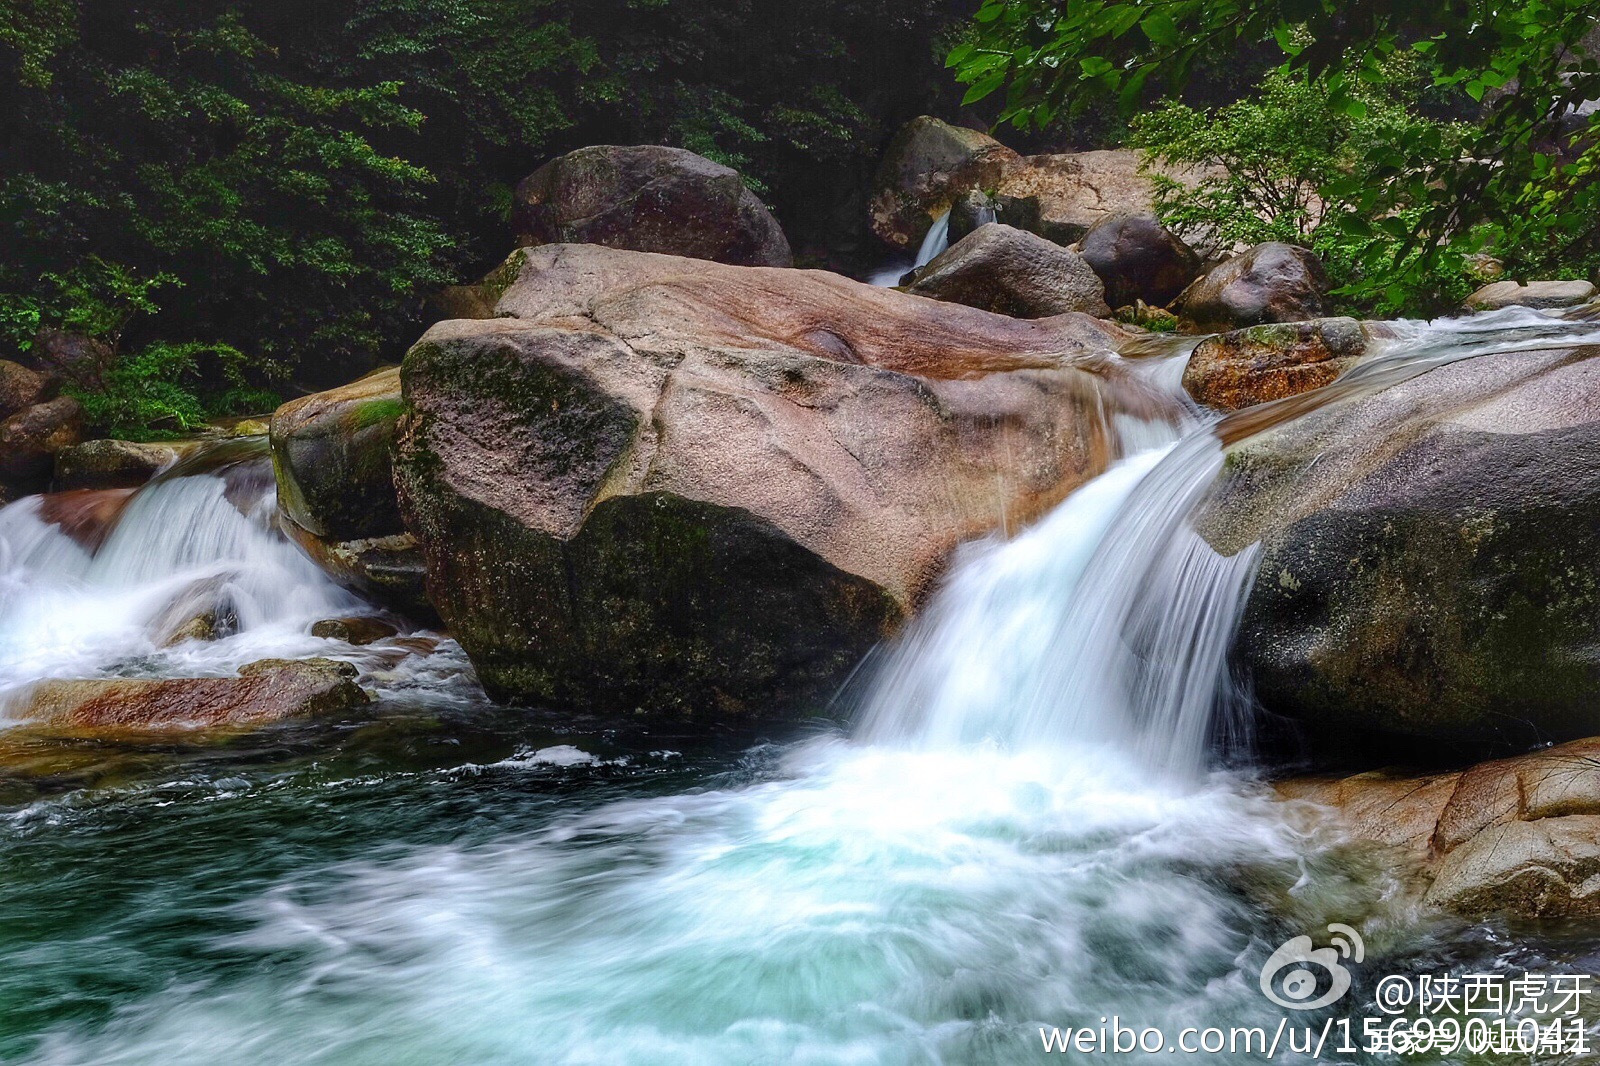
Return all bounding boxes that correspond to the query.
[1,311,1598,1063]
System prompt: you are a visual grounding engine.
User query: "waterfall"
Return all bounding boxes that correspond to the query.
[867,208,954,286]
[858,304,1600,777]
[912,208,951,266]
[856,417,1258,779]
[0,440,361,709]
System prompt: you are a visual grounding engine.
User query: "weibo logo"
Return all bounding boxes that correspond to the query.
[1259,923,1365,1011]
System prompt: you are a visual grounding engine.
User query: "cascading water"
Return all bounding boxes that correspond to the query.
[0,440,467,719]
[6,310,1600,1063]
[868,208,954,286]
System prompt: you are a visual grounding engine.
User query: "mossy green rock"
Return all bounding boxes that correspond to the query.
[270,366,403,541]
[1200,346,1600,748]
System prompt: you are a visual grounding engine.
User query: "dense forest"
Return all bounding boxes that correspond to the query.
[5,1,1599,436]
[1,0,975,428]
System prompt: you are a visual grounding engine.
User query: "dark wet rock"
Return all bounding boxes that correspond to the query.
[9,658,368,732]
[869,116,1021,252]
[946,188,1000,244]
[1278,736,1600,918]
[1078,214,1201,309]
[512,145,792,267]
[1201,348,1600,748]
[0,396,86,495]
[394,243,1157,720]
[281,523,434,621]
[311,616,400,645]
[1182,318,1367,411]
[1177,243,1330,332]
[28,329,112,386]
[907,223,1109,319]
[1465,279,1596,312]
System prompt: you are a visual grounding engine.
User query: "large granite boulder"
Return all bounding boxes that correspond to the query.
[1182,318,1367,411]
[7,658,368,733]
[1200,347,1600,749]
[395,244,1159,719]
[1078,214,1202,309]
[1177,243,1330,332]
[512,145,792,267]
[907,223,1110,319]
[0,395,85,495]
[869,116,1022,252]
[1279,736,1600,918]
[992,150,1209,247]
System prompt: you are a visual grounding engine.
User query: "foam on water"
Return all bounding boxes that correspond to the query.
[13,308,1600,1061]
[0,446,478,715]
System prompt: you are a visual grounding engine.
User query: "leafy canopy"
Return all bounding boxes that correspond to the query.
[953,1,1600,312]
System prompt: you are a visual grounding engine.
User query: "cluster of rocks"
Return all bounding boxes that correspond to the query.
[868,116,1330,336]
[9,121,1600,923]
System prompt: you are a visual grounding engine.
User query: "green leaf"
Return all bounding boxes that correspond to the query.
[963,71,1008,105]
[1141,12,1178,48]
[1079,56,1114,79]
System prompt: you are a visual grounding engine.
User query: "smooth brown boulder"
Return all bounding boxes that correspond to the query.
[54,438,189,490]
[907,223,1110,319]
[1177,243,1330,332]
[28,329,112,386]
[311,616,400,645]
[0,359,58,419]
[7,658,369,733]
[36,488,136,550]
[1278,737,1600,918]
[394,244,1162,719]
[1078,214,1201,309]
[0,396,86,493]
[869,116,1021,251]
[1465,279,1596,312]
[1182,318,1367,411]
[512,145,792,267]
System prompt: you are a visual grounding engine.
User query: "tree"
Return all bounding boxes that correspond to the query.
[952,1,1600,311]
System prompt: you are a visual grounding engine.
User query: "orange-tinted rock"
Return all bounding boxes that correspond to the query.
[1276,737,1600,918]
[1182,318,1366,411]
[36,488,137,550]
[9,658,369,733]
